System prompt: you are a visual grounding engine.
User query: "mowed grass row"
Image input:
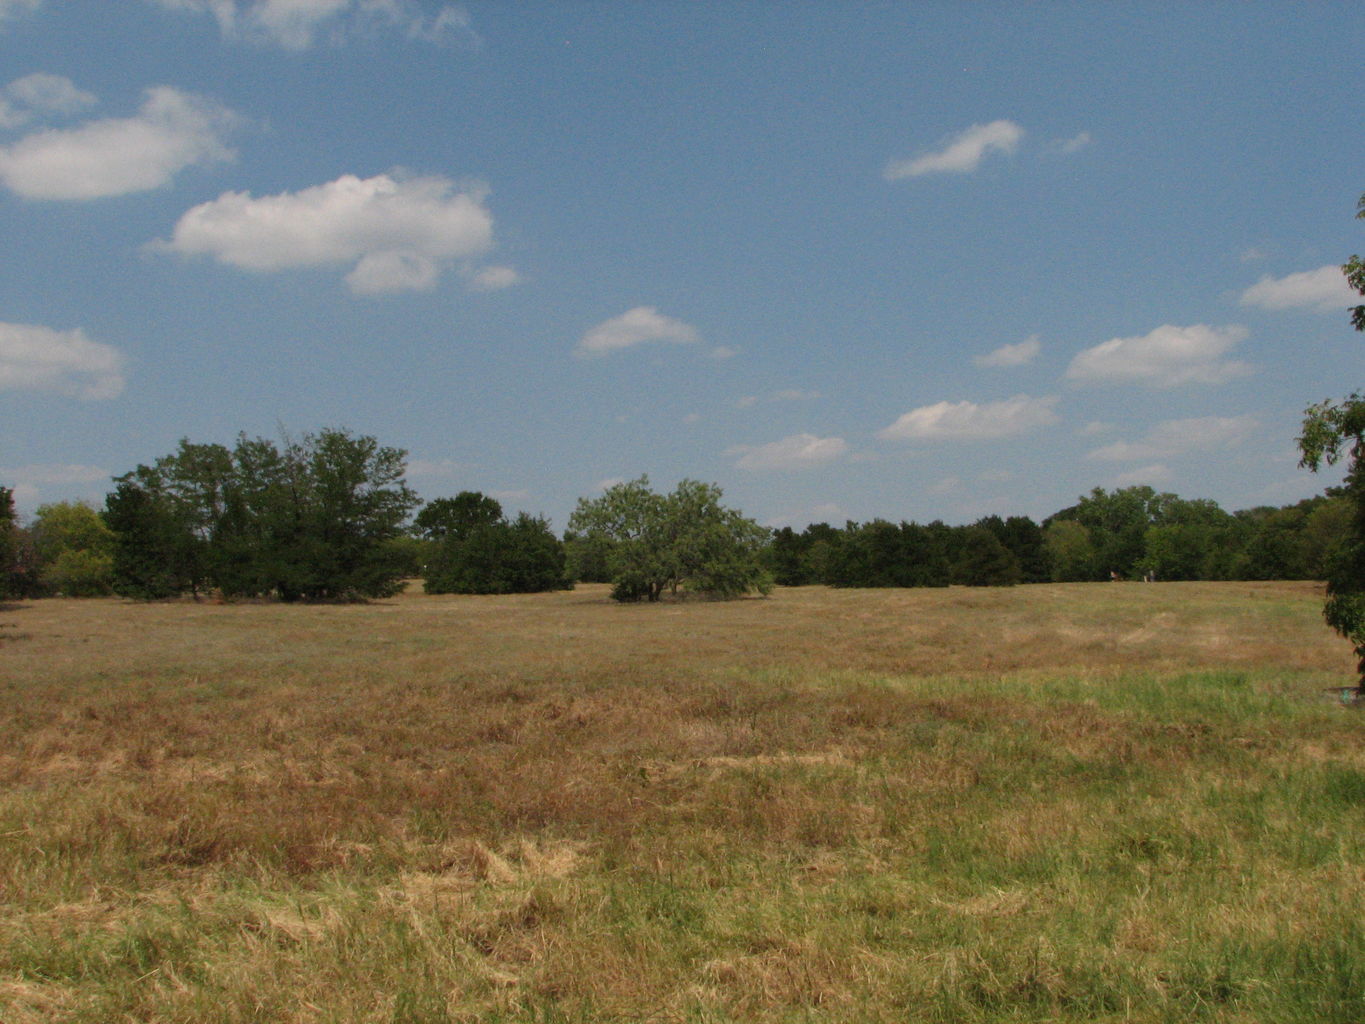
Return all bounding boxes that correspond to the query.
[2,582,1363,1022]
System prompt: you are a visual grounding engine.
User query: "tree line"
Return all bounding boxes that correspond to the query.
[761,486,1349,589]
[0,436,1351,604]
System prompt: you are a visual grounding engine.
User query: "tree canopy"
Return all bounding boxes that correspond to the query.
[106,428,418,601]
[567,476,771,602]
[422,494,570,596]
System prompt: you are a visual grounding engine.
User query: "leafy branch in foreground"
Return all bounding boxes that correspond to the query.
[1299,191,1365,692]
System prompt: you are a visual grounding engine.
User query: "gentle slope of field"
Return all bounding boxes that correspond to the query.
[2,581,1363,1022]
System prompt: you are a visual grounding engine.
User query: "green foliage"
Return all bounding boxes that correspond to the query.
[104,481,201,599]
[424,506,570,595]
[106,428,419,601]
[1043,519,1096,582]
[414,492,503,542]
[27,501,116,596]
[563,530,616,584]
[952,525,1022,586]
[1298,191,1365,689]
[567,476,770,602]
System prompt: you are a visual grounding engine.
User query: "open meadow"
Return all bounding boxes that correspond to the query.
[2,581,1364,1023]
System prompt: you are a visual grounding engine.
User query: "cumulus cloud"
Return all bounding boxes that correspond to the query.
[0,73,97,129]
[157,172,496,295]
[0,322,126,399]
[576,306,700,357]
[1087,415,1257,462]
[729,433,849,471]
[878,394,1059,442]
[1239,265,1358,313]
[884,119,1023,179]
[1066,324,1253,387]
[150,0,475,49]
[0,86,238,199]
[974,335,1040,368]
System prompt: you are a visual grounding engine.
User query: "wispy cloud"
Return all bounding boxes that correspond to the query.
[148,0,476,50]
[878,394,1059,442]
[885,119,1023,179]
[156,172,497,295]
[577,306,700,357]
[0,73,96,129]
[1087,415,1257,462]
[0,322,126,399]
[728,433,848,470]
[1114,464,1173,488]
[1066,324,1252,387]
[1239,265,1357,313]
[0,86,239,199]
[0,0,41,24]
[974,335,1040,368]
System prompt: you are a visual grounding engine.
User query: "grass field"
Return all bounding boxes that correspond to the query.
[2,581,1364,1022]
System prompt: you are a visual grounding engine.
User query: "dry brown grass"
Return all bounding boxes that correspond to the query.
[1,581,1362,1022]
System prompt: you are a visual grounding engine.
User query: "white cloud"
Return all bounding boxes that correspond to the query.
[466,265,521,291]
[576,306,700,357]
[974,335,1040,368]
[1079,421,1114,436]
[878,394,1059,442]
[0,322,126,399]
[157,173,495,295]
[1087,415,1257,462]
[1,463,108,486]
[0,86,238,199]
[709,345,739,360]
[884,119,1023,180]
[927,476,961,495]
[149,0,474,50]
[1114,464,1173,488]
[0,73,97,129]
[729,433,849,471]
[0,0,41,22]
[0,463,110,512]
[1239,265,1358,313]
[1055,131,1091,154]
[1066,324,1252,387]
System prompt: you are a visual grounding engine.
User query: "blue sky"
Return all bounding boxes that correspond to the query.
[2,0,1362,531]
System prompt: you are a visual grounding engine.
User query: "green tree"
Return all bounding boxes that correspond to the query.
[30,501,116,596]
[107,429,418,601]
[424,503,570,595]
[953,525,1022,586]
[104,480,201,599]
[567,476,770,602]
[1042,519,1096,582]
[414,492,503,542]
[1298,191,1365,691]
